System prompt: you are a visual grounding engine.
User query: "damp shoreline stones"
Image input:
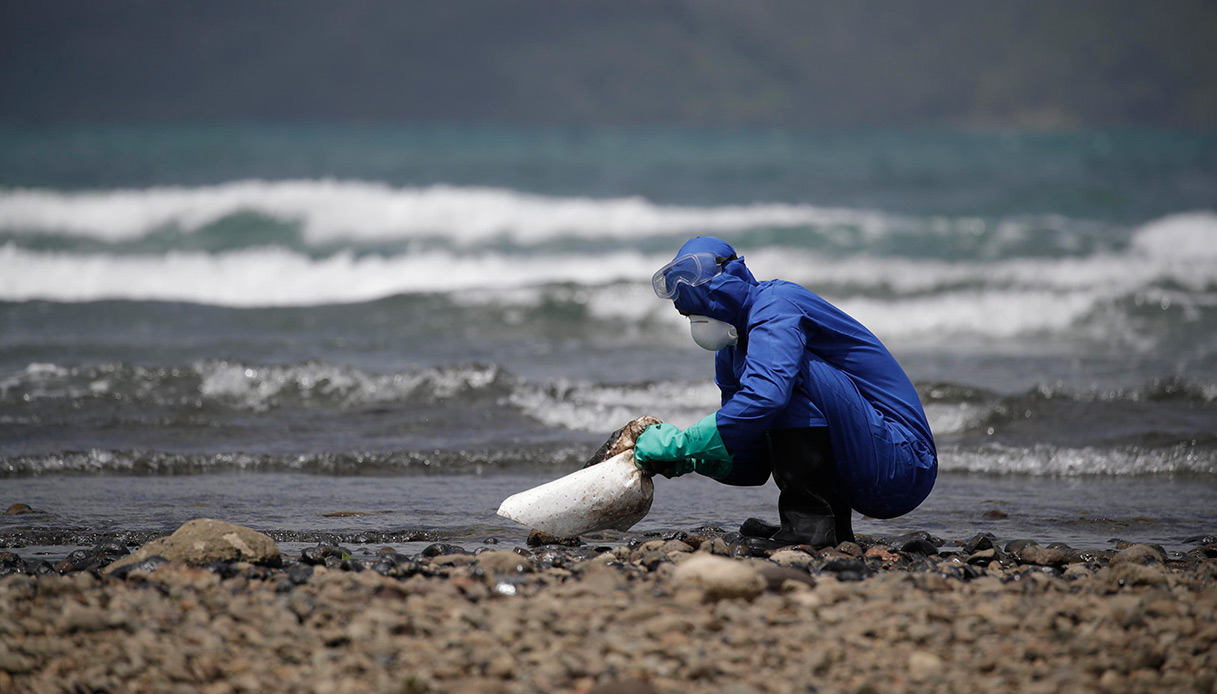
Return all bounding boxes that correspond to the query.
[1,521,1215,694]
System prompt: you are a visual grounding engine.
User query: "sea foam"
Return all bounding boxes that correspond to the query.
[0,180,884,244]
[3,219,1213,348]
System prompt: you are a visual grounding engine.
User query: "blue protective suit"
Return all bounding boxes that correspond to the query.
[670,237,937,519]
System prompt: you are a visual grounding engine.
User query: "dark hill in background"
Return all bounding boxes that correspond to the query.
[2,0,1214,129]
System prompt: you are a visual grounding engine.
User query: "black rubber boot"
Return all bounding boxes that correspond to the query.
[739,517,780,539]
[752,427,854,550]
[831,492,855,546]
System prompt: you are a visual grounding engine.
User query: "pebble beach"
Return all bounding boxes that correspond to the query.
[2,519,1215,694]
[4,123,1217,694]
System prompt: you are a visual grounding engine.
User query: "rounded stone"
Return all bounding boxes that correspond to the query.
[671,554,765,602]
[477,550,534,575]
[104,519,279,574]
[908,651,942,682]
[769,549,814,570]
[1014,545,1067,567]
[1111,544,1167,566]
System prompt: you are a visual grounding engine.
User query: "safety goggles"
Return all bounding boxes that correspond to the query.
[652,251,737,299]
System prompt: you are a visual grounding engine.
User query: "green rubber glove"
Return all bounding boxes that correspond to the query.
[634,413,733,480]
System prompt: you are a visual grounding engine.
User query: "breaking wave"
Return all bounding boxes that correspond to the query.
[0,180,890,245]
[0,446,587,477]
[4,360,1213,430]
[0,361,512,412]
[4,442,1212,478]
[938,443,1217,476]
[2,357,1214,477]
[0,219,1213,354]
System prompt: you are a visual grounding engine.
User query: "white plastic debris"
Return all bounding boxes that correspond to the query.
[496,450,654,537]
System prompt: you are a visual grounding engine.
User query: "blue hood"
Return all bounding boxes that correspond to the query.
[668,236,758,330]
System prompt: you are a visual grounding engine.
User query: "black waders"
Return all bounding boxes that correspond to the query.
[740,427,854,550]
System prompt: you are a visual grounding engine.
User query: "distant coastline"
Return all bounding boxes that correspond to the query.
[2,1,1215,130]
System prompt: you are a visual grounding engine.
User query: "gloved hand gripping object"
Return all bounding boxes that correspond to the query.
[633,413,733,479]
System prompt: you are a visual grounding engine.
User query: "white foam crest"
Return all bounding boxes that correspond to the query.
[0,180,886,244]
[447,246,1199,342]
[0,242,1188,344]
[0,245,657,307]
[460,280,1104,343]
[939,444,1217,476]
[507,379,721,432]
[837,289,1103,340]
[196,360,505,411]
[1131,211,1217,262]
[747,241,1216,295]
[924,402,994,436]
[3,209,1215,345]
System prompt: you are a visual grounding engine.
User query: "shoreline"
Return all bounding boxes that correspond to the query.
[2,527,1215,693]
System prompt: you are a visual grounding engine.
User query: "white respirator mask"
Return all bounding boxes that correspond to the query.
[688,315,738,351]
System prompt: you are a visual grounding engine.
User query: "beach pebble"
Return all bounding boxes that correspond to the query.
[818,558,870,582]
[62,549,94,568]
[695,537,731,555]
[671,554,765,602]
[421,543,469,557]
[105,519,279,574]
[108,555,170,579]
[757,564,815,591]
[630,539,692,559]
[966,548,996,565]
[477,550,534,575]
[901,538,939,556]
[1111,544,1167,565]
[588,680,659,694]
[0,644,34,674]
[1014,545,1068,567]
[658,539,694,554]
[2,503,37,515]
[864,547,899,563]
[0,552,23,576]
[1005,538,1038,553]
[431,554,476,567]
[286,564,314,585]
[526,530,582,547]
[887,531,942,549]
[963,532,996,553]
[4,527,1217,693]
[1063,564,1094,580]
[907,651,942,682]
[57,603,108,633]
[1187,544,1217,559]
[1099,563,1168,589]
[1066,548,1102,564]
[300,543,351,565]
[769,549,813,570]
[91,542,130,562]
[836,541,863,557]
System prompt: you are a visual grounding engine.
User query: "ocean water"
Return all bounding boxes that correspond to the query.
[1,124,1215,560]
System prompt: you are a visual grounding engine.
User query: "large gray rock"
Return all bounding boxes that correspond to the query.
[104,519,279,574]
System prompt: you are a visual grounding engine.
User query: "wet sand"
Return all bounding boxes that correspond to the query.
[1,530,1215,694]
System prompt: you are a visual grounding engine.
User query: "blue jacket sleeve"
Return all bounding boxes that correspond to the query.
[714,301,808,454]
